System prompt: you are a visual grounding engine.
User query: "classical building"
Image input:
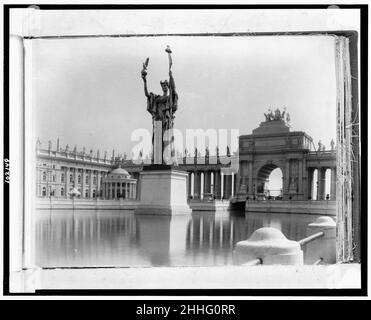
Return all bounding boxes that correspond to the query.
[36,111,336,203]
[35,140,237,201]
[238,110,336,201]
[35,141,141,199]
[102,166,137,200]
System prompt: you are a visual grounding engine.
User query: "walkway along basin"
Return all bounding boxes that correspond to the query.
[245,200,336,216]
[36,198,336,216]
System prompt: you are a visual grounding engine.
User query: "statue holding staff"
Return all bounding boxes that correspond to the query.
[141,45,178,164]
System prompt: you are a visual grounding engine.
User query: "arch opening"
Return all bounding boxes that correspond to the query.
[257,164,283,199]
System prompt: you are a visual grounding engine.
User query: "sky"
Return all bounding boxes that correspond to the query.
[33,35,337,157]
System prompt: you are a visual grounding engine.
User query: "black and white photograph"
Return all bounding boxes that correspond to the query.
[2,3,366,302]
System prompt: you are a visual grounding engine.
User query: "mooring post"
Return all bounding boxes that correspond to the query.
[304,216,336,264]
[234,227,303,265]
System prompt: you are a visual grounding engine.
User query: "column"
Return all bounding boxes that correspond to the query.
[248,162,253,196]
[302,159,308,199]
[284,160,290,197]
[120,183,123,199]
[187,172,192,198]
[133,183,137,199]
[82,169,85,198]
[191,172,194,197]
[320,167,327,200]
[97,171,104,196]
[210,171,214,195]
[298,160,303,196]
[220,171,224,200]
[203,171,208,194]
[214,170,220,199]
[89,170,93,198]
[231,173,235,197]
[224,174,228,199]
[317,167,325,200]
[200,172,204,199]
[74,167,78,189]
[194,171,200,199]
[307,168,313,199]
[125,182,128,199]
[330,167,336,200]
[65,167,69,198]
[226,174,231,199]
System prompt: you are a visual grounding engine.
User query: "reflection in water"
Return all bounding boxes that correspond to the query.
[35,210,319,268]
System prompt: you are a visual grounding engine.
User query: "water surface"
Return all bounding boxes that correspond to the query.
[35,210,320,268]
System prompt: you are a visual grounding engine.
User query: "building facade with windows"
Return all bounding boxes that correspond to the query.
[35,141,142,199]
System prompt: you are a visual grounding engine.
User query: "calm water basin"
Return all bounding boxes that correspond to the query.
[35,209,320,268]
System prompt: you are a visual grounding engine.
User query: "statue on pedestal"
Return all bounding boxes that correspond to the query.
[318,140,322,152]
[141,46,178,165]
[330,139,335,151]
[36,138,41,151]
[274,108,281,120]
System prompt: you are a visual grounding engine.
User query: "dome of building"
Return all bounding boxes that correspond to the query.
[108,167,130,178]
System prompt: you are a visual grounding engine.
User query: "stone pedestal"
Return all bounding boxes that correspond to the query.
[135,165,192,215]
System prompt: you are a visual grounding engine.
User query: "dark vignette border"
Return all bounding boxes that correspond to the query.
[2,3,368,297]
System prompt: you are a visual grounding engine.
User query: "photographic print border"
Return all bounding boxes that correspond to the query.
[2,3,368,297]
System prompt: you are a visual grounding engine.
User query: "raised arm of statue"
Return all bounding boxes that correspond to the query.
[169,70,176,92]
[141,58,150,97]
[143,77,149,97]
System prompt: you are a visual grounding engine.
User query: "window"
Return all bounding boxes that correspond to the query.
[69,174,73,183]
[61,173,65,183]
[92,189,96,198]
[86,175,89,184]
[78,175,81,183]
[52,175,56,182]
[42,171,47,181]
[85,189,89,198]
[42,187,46,197]
[61,187,65,196]
[93,176,97,184]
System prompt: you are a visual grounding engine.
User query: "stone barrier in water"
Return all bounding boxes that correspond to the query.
[234,227,303,265]
[305,216,336,264]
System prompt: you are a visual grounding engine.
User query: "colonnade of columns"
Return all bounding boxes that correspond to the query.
[103,181,136,200]
[307,166,336,200]
[187,170,237,200]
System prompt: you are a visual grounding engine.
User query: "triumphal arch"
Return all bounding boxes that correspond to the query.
[238,109,336,201]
